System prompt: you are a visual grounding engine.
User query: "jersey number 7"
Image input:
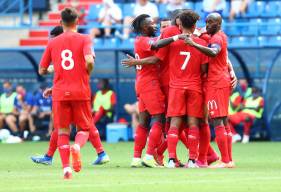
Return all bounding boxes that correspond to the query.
[180,51,191,70]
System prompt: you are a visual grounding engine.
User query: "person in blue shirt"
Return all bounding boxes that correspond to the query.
[14,85,36,139]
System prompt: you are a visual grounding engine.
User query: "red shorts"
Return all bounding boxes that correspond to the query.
[137,89,165,115]
[53,100,93,130]
[206,87,231,118]
[167,88,203,118]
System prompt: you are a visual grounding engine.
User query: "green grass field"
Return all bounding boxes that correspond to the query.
[0,142,281,192]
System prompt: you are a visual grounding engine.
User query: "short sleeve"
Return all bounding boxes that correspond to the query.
[110,92,117,105]
[209,33,223,48]
[40,43,52,69]
[155,46,169,61]
[259,98,264,108]
[139,37,155,52]
[83,35,95,58]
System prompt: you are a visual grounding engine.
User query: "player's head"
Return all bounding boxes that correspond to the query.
[170,9,185,26]
[2,81,12,94]
[206,13,222,35]
[132,14,157,36]
[50,26,63,38]
[252,87,261,98]
[60,7,79,29]
[160,18,171,33]
[239,78,249,91]
[97,78,110,91]
[179,10,200,33]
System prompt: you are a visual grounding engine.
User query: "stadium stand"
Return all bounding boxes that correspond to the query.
[1,0,281,141]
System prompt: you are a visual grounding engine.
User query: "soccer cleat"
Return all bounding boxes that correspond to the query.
[70,145,81,172]
[196,160,208,168]
[166,159,176,168]
[175,159,185,168]
[63,167,72,180]
[209,161,232,169]
[93,152,110,165]
[153,152,164,166]
[228,161,236,168]
[185,160,199,168]
[142,155,157,168]
[31,154,53,165]
[207,153,220,165]
[232,134,242,143]
[131,158,142,168]
[242,135,250,144]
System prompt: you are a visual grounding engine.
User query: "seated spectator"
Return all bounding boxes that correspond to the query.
[14,85,36,139]
[122,0,159,39]
[91,0,122,39]
[229,87,264,144]
[228,89,243,116]
[124,102,139,135]
[229,0,252,21]
[202,0,226,19]
[238,78,252,99]
[92,79,117,139]
[0,81,19,136]
[33,84,53,137]
[166,0,185,15]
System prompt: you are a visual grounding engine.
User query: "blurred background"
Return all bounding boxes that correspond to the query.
[0,0,280,143]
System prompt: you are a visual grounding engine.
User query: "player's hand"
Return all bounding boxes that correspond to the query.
[185,37,195,46]
[230,70,238,90]
[47,65,54,73]
[43,88,52,98]
[121,54,137,68]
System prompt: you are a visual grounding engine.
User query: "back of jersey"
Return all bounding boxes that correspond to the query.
[41,31,93,101]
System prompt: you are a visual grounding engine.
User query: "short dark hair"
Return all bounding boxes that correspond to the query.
[50,26,63,37]
[179,10,200,29]
[131,14,150,33]
[61,7,78,26]
[160,18,170,26]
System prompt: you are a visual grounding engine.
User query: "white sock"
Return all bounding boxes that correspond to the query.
[63,167,72,174]
[73,144,80,151]
[145,154,153,160]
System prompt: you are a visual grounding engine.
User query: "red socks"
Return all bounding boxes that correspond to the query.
[146,122,163,155]
[187,126,199,160]
[167,127,179,159]
[89,125,104,154]
[133,124,148,158]
[156,139,167,156]
[93,107,105,124]
[46,129,58,157]
[75,131,89,148]
[225,124,233,162]
[244,121,253,136]
[179,124,189,150]
[198,123,210,163]
[215,125,230,163]
[58,134,70,168]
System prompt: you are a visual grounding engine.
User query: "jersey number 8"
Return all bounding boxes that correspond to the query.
[61,49,74,70]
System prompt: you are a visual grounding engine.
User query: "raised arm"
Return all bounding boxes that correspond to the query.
[151,34,187,50]
[121,54,160,67]
[185,37,221,57]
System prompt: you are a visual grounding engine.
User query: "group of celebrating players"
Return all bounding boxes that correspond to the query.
[36,7,237,179]
[122,9,237,169]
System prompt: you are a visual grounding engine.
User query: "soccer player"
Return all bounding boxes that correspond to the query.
[39,7,98,179]
[185,13,235,168]
[31,26,109,166]
[128,14,187,168]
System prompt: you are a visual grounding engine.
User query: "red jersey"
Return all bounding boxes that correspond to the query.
[134,36,160,94]
[207,31,231,88]
[157,35,208,92]
[157,25,181,87]
[40,31,94,101]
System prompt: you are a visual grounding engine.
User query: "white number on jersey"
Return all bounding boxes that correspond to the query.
[180,51,191,70]
[61,49,74,70]
[135,53,142,70]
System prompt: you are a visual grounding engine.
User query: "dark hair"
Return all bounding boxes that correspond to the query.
[179,10,200,29]
[61,7,78,26]
[131,14,150,33]
[50,26,63,37]
[160,18,170,26]
[99,78,110,90]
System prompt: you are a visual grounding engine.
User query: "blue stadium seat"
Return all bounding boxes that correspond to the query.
[194,2,204,19]
[260,18,281,36]
[222,1,230,18]
[119,38,135,49]
[261,1,281,17]
[93,38,103,49]
[86,4,102,21]
[104,38,118,49]
[230,36,257,47]
[123,3,135,17]
[257,36,268,47]
[255,1,266,17]
[243,1,258,18]
[268,36,281,47]
[158,4,168,19]
[183,2,194,10]
[243,19,261,36]
[224,24,241,36]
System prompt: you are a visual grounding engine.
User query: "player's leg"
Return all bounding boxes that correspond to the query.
[228,112,243,142]
[131,110,150,167]
[18,112,28,138]
[224,117,234,165]
[5,114,19,135]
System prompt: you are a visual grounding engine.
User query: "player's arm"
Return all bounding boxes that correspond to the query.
[150,34,187,50]
[83,35,95,74]
[85,55,95,74]
[185,38,221,57]
[228,57,238,89]
[121,54,160,67]
[39,44,52,76]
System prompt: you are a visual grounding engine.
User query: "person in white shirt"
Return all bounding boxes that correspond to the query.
[122,0,159,39]
[229,0,252,21]
[91,0,122,38]
[202,0,226,19]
